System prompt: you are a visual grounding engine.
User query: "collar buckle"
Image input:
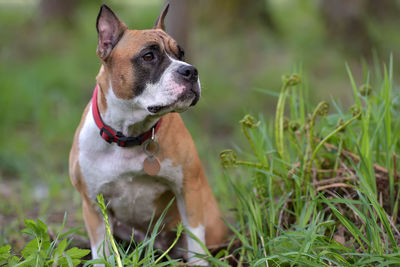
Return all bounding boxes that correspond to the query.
[99,127,114,143]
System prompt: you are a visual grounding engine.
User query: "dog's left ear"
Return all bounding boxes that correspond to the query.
[153,2,170,31]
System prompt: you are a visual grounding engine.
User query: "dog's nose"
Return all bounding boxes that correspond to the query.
[177,65,198,82]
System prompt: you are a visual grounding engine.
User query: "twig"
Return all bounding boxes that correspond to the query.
[259,234,269,267]
[217,254,239,264]
[278,202,287,230]
[307,112,361,177]
[386,213,400,237]
[312,176,356,187]
[317,183,353,191]
[312,169,340,173]
[321,141,390,175]
[394,152,398,181]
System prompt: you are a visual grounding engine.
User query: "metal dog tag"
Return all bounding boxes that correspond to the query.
[142,130,161,176]
[143,156,161,176]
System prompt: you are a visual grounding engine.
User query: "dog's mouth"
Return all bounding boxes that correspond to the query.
[147,88,199,114]
[147,105,166,113]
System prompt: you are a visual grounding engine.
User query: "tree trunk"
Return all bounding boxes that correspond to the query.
[165,0,191,55]
[39,0,78,24]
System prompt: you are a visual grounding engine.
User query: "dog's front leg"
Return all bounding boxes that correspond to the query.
[175,186,208,266]
[82,198,110,262]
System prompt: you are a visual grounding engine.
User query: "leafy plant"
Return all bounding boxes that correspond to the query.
[0,214,89,266]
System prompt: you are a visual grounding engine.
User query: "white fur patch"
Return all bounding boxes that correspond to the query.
[91,225,108,260]
[186,224,207,266]
[103,85,152,136]
[174,194,207,266]
[159,158,183,190]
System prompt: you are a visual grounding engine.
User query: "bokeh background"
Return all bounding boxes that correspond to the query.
[2,0,400,250]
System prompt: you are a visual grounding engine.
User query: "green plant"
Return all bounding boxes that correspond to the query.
[0,215,89,266]
[220,58,400,266]
[84,194,185,267]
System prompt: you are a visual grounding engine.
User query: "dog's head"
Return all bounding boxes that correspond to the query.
[96,4,200,115]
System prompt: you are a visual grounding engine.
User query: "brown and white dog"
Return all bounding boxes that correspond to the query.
[69,3,228,265]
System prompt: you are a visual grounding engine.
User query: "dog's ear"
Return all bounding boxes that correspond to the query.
[96,4,127,59]
[153,3,169,31]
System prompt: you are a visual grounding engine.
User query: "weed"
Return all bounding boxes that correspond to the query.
[0,214,89,266]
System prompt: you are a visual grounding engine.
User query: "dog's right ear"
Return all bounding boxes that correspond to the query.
[96,4,127,60]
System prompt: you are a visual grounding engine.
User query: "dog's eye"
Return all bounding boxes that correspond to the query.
[143,52,154,61]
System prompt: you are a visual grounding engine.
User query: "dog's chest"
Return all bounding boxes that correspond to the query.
[78,108,183,226]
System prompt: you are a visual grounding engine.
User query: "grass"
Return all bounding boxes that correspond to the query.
[215,58,400,266]
[2,58,399,266]
[1,1,400,266]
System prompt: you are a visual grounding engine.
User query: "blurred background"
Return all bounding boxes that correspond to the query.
[1,0,400,249]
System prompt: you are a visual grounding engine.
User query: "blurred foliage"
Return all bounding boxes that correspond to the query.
[2,0,400,253]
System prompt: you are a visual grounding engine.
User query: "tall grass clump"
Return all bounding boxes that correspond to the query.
[219,57,400,266]
[84,195,184,267]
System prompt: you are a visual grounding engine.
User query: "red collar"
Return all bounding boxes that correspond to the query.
[92,85,162,147]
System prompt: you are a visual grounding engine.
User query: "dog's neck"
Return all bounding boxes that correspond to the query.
[96,67,160,137]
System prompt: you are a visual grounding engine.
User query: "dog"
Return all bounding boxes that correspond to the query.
[69,3,228,265]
